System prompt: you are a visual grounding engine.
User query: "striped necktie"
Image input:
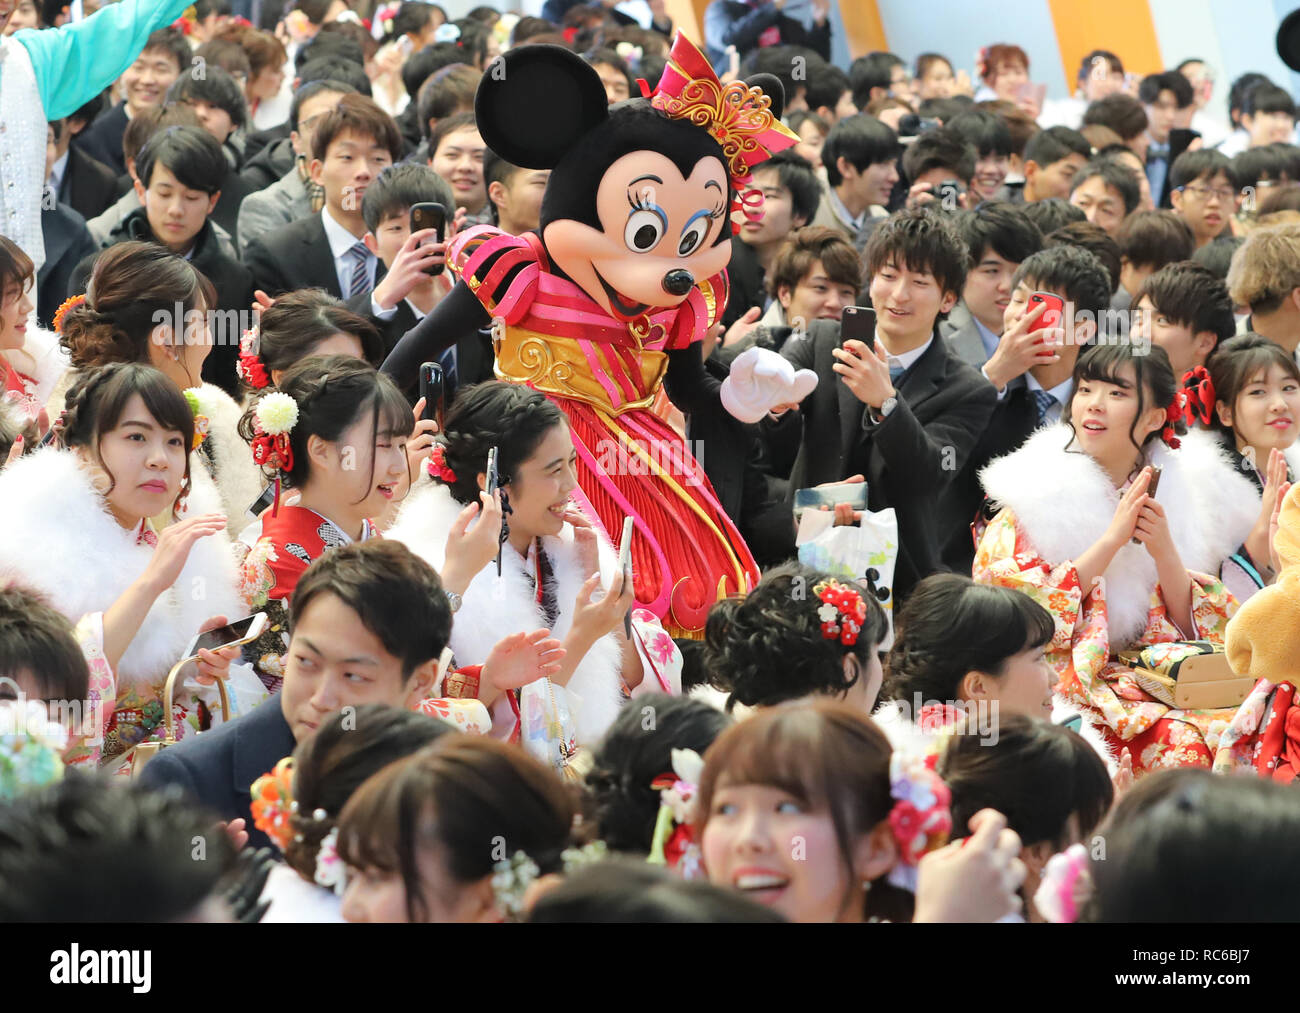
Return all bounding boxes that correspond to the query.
[347,241,371,299]
[1031,389,1057,424]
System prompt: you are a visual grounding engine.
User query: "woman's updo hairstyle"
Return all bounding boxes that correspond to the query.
[435,381,566,505]
[247,289,384,392]
[58,362,195,517]
[283,704,455,882]
[702,561,886,712]
[59,241,216,371]
[238,354,412,492]
[1066,342,1184,456]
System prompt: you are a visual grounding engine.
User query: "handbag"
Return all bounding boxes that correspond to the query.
[795,505,899,644]
[126,656,230,779]
[518,677,583,782]
[1117,641,1255,711]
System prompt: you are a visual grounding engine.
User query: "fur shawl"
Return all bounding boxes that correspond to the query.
[187,383,264,532]
[16,325,70,409]
[386,478,625,744]
[0,447,241,686]
[979,424,1259,646]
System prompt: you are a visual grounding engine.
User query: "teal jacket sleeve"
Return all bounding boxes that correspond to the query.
[15,0,194,122]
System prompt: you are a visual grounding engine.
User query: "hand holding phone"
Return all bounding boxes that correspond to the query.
[1132,465,1162,545]
[840,305,874,351]
[185,613,267,658]
[617,516,634,638]
[419,361,445,430]
[410,202,448,276]
[1027,291,1064,334]
[486,447,510,575]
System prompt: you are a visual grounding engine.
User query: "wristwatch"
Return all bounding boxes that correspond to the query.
[878,395,899,418]
[445,590,463,613]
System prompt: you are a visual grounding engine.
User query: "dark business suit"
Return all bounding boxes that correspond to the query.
[243,213,385,299]
[1153,128,1200,209]
[38,202,97,329]
[58,145,120,222]
[765,313,997,604]
[138,695,297,852]
[73,101,129,176]
[721,236,767,330]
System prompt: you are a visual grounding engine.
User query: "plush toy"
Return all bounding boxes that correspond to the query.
[383,32,817,636]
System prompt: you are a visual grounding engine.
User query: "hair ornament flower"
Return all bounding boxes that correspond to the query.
[648,748,705,879]
[0,694,68,800]
[182,388,212,452]
[426,443,457,484]
[885,747,952,891]
[314,826,347,896]
[52,293,86,335]
[1033,843,1091,923]
[236,328,270,390]
[251,392,299,514]
[249,756,296,854]
[1179,365,1215,427]
[813,578,868,646]
[491,841,611,919]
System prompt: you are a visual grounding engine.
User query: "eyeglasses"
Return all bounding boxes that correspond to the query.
[1176,184,1236,203]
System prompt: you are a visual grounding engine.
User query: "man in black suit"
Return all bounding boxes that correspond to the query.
[242,95,402,300]
[1138,71,1199,209]
[765,208,996,603]
[937,245,1112,573]
[37,200,96,329]
[48,118,119,223]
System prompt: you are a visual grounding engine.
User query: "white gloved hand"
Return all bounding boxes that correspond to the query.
[719,347,818,423]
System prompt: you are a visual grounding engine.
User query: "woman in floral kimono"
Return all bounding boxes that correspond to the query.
[387,381,683,749]
[974,343,1259,774]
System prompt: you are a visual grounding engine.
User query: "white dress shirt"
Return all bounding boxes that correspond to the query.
[320,205,376,296]
[47,149,68,195]
[1025,372,1074,426]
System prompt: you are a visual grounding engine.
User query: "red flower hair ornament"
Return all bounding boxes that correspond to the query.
[813,578,868,646]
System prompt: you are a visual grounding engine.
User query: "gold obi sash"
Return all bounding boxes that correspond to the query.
[492,327,667,416]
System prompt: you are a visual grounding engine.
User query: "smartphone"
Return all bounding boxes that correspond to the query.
[617,516,634,638]
[419,361,444,429]
[1027,291,1064,333]
[184,612,267,659]
[1132,465,1162,544]
[485,446,500,496]
[840,305,874,351]
[410,201,447,277]
[247,484,275,520]
[794,481,869,521]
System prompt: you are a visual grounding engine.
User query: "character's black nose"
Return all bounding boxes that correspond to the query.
[662,270,695,296]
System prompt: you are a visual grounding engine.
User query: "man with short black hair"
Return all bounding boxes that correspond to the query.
[804,61,858,123]
[483,149,549,238]
[1138,71,1198,208]
[1241,83,1297,151]
[1136,260,1235,378]
[1082,93,1149,156]
[1069,157,1141,238]
[946,109,1013,202]
[1169,149,1239,249]
[810,113,900,246]
[1019,126,1091,203]
[1113,209,1196,315]
[849,51,911,111]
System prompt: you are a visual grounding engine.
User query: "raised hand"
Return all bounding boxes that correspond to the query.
[192,614,242,687]
[140,514,227,597]
[914,808,1027,923]
[440,489,505,595]
[982,299,1062,392]
[483,628,566,692]
[831,338,893,409]
[371,229,442,311]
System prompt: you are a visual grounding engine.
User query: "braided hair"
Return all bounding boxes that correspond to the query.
[702,561,887,712]
[433,381,566,505]
[58,362,195,519]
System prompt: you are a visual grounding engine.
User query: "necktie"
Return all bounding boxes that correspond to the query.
[347,241,371,299]
[889,363,906,385]
[1147,144,1170,164]
[1031,389,1057,424]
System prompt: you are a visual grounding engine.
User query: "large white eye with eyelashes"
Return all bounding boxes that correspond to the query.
[678,217,711,256]
[625,210,664,253]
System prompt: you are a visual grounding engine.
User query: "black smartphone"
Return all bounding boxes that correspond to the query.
[410,201,448,277]
[247,484,275,519]
[419,361,445,430]
[840,305,874,352]
[485,446,500,496]
[184,613,268,658]
[935,179,965,206]
[1133,465,1162,545]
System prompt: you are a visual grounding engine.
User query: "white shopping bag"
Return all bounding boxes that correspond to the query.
[796,507,899,646]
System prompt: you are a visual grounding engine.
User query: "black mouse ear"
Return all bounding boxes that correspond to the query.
[744,72,786,122]
[475,45,609,169]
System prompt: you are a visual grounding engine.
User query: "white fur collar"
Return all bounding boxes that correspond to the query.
[979,425,1258,647]
[189,383,264,531]
[17,325,69,408]
[0,448,241,685]
[387,478,625,744]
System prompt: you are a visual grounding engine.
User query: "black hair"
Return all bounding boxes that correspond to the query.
[939,715,1113,851]
[1041,223,1122,299]
[741,45,822,109]
[140,27,191,75]
[416,63,480,139]
[1192,235,1243,280]
[284,703,454,879]
[295,29,363,73]
[435,380,566,506]
[249,288,385,380]
[135,124,226,196]
[1024,125,1091,168]
[822,113,902,187]
[391,0,437,40]
[0,775,237,921]
[946,108,1013,159]
[916,95,972,122]
[289,78,359,132]
[1200,333,1300,438]
[864,205,970,301]
[528,859,785,923]
[1227,72,1272,124]
[0,585,90,703]
[1066,342,1184,458]
[901,126,976,186]
[1137,261,1235,348]
[751,149,820,225]
[58,362,195,517]
[402,42,471,98]
[239,355,412,496]
[427,110,478,159]
[298,57,371,97]
[585,693,731,854]
[703,561,887,712]
[167,63,248,131]
[1174,57,1205,75]
[1077,49,1123,84]
[882,574,1054,705]
[952,200,1043,266]
[1088,769,1300,921]
[362,162,453,234]
[289,540,453,680]
[1071,157,1141,215]
[849,51,904,111]
[804,61,851,113]
[1116,210,1196,270]
[914,52,953,81]
[1021,197,1087,235]
[1138,70,1193,109]
[1244,82,1297,120]
[1170,148,1239,192]
[583,47,634,97]
[295,0,339,26]
[1081,93,1148,141]
[1233,142,1292,190]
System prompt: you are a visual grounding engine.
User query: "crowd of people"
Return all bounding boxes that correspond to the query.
[2,0,1300,926]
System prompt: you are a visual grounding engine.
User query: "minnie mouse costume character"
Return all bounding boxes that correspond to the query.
[382,33,816,637]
